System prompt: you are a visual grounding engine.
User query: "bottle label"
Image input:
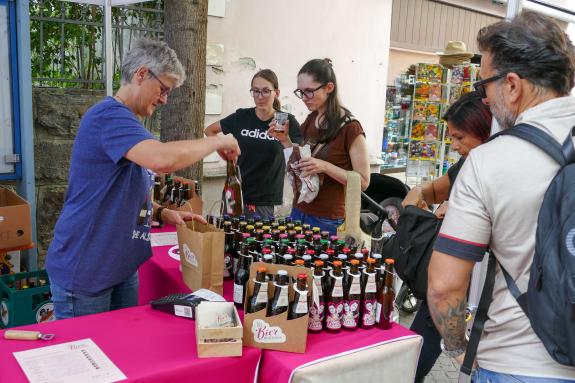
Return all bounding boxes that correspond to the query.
[326,301,343,329]
[331,272,344,297]
[275,284,288,307]
[375,302,382,323]
[313,276,323,297]
[233,283,244,304]
[233,257,239,275]
[342,299,359,328]
[365,273,376,293]
[255,281,268,304]
[362,298,376,326]
[223,253,232,278]
[224,187,237,215]
[349,275,361,295]
[293,285,309,314]
[308,302,325,331]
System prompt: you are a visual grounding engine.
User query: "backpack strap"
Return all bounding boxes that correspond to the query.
[562,126,575,165]
[492,123,566,166]
[460,251,497,377]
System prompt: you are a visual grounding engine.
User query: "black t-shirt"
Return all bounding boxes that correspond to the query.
[447,156,465,198]
[220,108,301,205]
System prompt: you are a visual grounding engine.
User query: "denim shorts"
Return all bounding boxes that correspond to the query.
[290,207,344,236]
[472,367,575,383]
[50,271,139,319]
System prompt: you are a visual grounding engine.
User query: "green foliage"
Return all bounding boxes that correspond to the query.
[30,0,163,90]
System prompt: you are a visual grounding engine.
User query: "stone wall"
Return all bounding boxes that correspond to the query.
[32,88,161,267]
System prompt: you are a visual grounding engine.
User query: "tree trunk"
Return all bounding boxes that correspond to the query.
[161,0,208,185]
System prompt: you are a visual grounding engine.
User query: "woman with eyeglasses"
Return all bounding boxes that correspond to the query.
[46,39,240,319]
[205,69,301,219]
[268,58,370,234]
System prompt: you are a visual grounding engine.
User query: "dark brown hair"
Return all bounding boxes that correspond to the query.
[443,91,492,143]
[477,10,575,96]
[252,69,281,111]
[298,58,351,143]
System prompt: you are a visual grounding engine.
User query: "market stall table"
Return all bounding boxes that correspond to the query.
[139,225,422,382]
[0,305,262,383]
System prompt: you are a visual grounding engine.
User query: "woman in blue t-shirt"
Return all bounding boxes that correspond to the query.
[205,69,302,219]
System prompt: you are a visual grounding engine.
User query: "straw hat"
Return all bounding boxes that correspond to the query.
[436,41,474,58]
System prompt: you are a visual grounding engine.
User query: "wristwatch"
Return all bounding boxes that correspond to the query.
[440,338,466,359]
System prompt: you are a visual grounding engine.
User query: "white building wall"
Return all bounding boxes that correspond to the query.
[204,0,393,166]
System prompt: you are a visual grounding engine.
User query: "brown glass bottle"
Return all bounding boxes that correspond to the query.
[342,259,361,331]
[153,176,162,203]
[222,160,244,216]
[360,258,378,329]
[326,260,344,333]
[267,270,289,316]
[246,267,269,313]
[288,274,310,320]
[376,259,396,329]
[233,243,252,308]
[309,260,326,332]
[223,221,234,280]
[162,175,174,205]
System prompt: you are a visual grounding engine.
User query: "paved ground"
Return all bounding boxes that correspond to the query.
[398,309,459,383]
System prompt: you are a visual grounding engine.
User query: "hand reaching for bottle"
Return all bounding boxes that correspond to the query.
[216,134,241,161]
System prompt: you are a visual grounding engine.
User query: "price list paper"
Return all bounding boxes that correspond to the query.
[13,338,126,383]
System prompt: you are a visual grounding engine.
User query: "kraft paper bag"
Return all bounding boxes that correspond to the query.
[176,220,224,296]
[337,171,371,250]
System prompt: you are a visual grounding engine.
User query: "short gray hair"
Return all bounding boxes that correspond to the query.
[121,38,186,87]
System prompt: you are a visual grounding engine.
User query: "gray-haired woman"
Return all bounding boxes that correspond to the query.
[46,39,240,320]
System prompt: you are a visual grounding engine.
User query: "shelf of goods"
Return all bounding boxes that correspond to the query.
[381,79,411,172]
[405,63,479,186]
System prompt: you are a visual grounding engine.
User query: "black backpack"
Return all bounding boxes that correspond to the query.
[487,124,575,367]
[385,205,441,300]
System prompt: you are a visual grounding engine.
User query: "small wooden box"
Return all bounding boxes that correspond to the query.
[196,302,243,358]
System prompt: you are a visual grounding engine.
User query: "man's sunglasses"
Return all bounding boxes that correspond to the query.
[473,72,508,98]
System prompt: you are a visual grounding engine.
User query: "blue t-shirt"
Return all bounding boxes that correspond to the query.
[46,97,156,296]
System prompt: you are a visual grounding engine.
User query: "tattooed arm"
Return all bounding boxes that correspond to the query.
[427,250,475,356]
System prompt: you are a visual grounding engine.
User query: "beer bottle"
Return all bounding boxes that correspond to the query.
[312,226,321,235]
[153,176,162,203]
[371,253,383,291]
[246,224,255,237]
[283,253,294,267]
[262,225,271,235]
[246,267,268,313]
[162,174,174,205]
[337,254,349,275]
[294,226,303,235]
[360,258,378,329]
[309,260,326,332]
[284,216,293,224]
[222,160,244,216]
[319,253,331,277]
[271,229,281,242]
[327,248,336,263]
[302,223,311,232]
[171,178,182,205]
[223,221,234,280]
[376,259,396,330]
[320,239,329,253]
[278,226,287,235]
[267,270,289,316]
[277,218,286,226]
[321,230,330,241]
[294,219,302,227]
[233,242,252,308]
[194,179,201,198]
[255,221,264,231]
[262,248,274,268]
[289,274,310,320]
[302,253,313,268]
[304,230,314,243]
[287,230,297,243]
[296,239,308,258]
[342,259,361,331]
[354,253,366,273]
[326,260,344,333]
[233,232,251,275]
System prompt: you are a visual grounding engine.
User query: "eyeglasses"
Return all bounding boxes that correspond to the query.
[250,88,273,98]
[293,84,326,99]
[149,70,172,97]
[473,72,508,98]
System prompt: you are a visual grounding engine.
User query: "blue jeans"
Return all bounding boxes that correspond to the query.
[50,271,139,319]
[290,207,344,236]
[472,367,574,383]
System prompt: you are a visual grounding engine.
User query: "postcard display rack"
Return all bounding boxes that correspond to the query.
[381,75,412,171]
[406,63,479,185]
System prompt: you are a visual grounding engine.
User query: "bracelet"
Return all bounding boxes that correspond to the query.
[156,207,166,227]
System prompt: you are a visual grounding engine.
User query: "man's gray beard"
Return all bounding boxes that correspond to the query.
[491,85,517,130]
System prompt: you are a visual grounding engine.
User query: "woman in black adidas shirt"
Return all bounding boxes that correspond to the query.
[205,69,301,219]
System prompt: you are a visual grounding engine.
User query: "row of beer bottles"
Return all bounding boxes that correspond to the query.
[309,258,396,333]
[236,267,310,320]
[153,173,199,207]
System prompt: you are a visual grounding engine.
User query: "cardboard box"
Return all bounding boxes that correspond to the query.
[0,188,32,250]
[196,301,243,358]
[242,262,312,353]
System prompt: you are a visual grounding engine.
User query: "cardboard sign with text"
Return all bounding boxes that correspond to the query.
[242,262,312,353]
[0,188,32,250]
[176,221,224,296]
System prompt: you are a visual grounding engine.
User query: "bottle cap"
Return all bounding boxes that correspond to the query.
[385,258,395,264]
[307,249,315,255]
[297,273,308,280]
[354,253,363,259]
[319,254,329,260]
[295,259,305,266]
[257,267,267,273]
[263,248,272,254]
[263,254,273,260]
[302,254,312,261]
[314,260,324,267]
[372,253,382,259]
[242,233,251,239]
[337,254,347,260]
[350,259,360,265]
[333,260,342,267]
[277,270,288,276]
[367,258,376,264]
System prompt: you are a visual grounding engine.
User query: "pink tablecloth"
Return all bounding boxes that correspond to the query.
[138,225,191,305]
[259,323,419,382]
[0,305,261,383]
